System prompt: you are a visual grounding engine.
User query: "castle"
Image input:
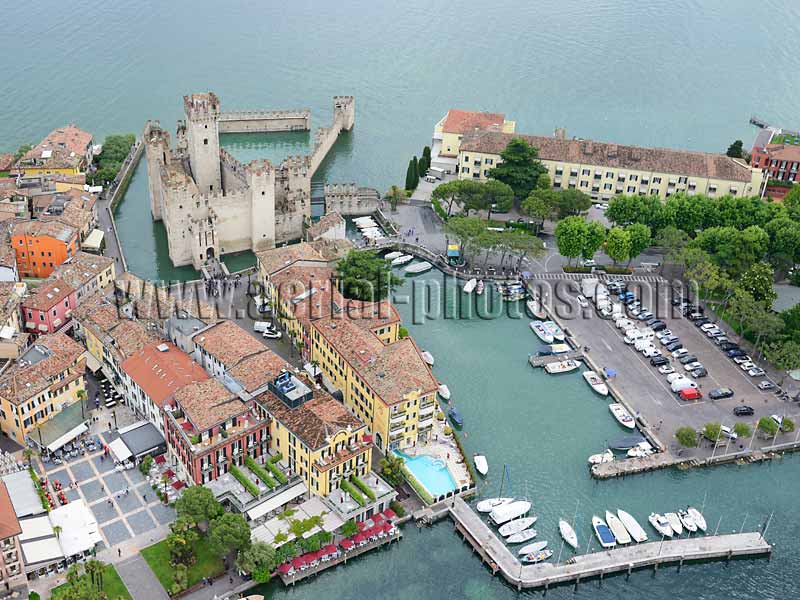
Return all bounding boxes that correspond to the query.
[144,92,358,269]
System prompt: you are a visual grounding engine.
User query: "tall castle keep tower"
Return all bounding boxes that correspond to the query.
[144,92,356,270]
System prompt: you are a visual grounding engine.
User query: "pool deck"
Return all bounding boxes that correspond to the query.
[402,415,472,496]
[448,497,771,591]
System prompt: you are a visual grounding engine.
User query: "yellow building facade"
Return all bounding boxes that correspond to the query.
[434,109,516,158]
[458,131,764,200]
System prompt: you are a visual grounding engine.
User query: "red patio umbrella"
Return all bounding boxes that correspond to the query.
[171,480,185,490]
[277,563,292,574]
[372,513,385,524]
[383,508,397,520]
[356,521,367,531]
[290,556,306,569]
[164,468,175,478]
[339,538,354,550]
[154,455,166,464]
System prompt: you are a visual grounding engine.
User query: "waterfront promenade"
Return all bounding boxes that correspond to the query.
[448,497,771,591]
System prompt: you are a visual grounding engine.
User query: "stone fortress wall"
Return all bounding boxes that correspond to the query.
[144,92,357,270]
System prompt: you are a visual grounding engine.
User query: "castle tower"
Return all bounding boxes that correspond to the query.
[183,93,222,194]
[246,160,276,251]
[333,96,355,131]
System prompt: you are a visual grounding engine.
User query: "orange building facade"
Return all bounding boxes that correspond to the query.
[11,220,78,279]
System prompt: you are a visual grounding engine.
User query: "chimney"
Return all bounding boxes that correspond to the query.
[583,141,594,155]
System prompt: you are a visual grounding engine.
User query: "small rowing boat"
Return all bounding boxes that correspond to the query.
[384,251,403,260]
[609,403,636,429]
[473,454,488,477]
[476,498,513,513]
[582,370,608,395]
[542,320,565,341]
[405,261,432,274]
[544,359,580,374]
[463,278,477,293]
[558,519,579,549]
[498,516,537,537]
[529,321,554,343]
[506,529,537,544]
[447,408,463,428]
[526,298,546,319]
[518,540,548,555]
[438,384,450,400]
[391,254,413,266]
[538,343,570,356]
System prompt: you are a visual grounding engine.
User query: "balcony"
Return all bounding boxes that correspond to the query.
[419,404,435,417]
[418,412,433,423]
[390,412,405,424]
[201,463,212,472]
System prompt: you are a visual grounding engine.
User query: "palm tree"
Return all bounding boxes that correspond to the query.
[53,525,63,539]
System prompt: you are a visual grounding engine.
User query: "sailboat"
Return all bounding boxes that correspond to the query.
[490,501,531,525]
[498,516,537,537]
[506,529,537,544]
[518,540,548,555]
[617,510,648,543]
[605,511,632,544]
[522,549,552,564]
[558,519,579,549]
[476,464,512,513]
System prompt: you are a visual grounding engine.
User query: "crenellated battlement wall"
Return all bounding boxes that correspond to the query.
[324,184,379,216]
[218,109,310,134]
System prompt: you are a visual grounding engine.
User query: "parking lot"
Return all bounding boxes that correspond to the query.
[558,276,799,455]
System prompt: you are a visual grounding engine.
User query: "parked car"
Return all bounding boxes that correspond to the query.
[658,364,675,374]
[690,367,708,378]
[726,348,746,357]
[713,336,730,346]
[700,323,718,332]
[642,347,662,358]
[683,361,703,371]
[680,387,703,401]
[637,311,654,321]
[739,361,756,371]
[709,387,734,400]
[688,312,705,321]
[758,381,777,391]
[748,367,766,377]
[693,317,712,327]
[733,355,752,365]
[771,414,784,428]
[665,341,683,352]
[734,405,755,416]
[678,354,698,364]
[650,321,667,332]
[656,329,673,340]
[661,335,680,346]
[650,356,669,367]
[576,294,589,308]
[645,316,659,326]
[616,318,634,330]
[672,348,689,358]
[719,425,738,440]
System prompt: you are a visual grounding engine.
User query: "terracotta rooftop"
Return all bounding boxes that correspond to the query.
[227,350,288,394]
[21,125,92,163]
[759,143,800,162]
[306,212,345,241]
[22,279,74,311]
[53,251,114,291]
[192,320,264,368]
[460,131,755,183]
[0,282,22,323]
[12,219,77,243]
[258,389,364,450]
[41,189,96,233]
[442,109,506,134]
[0,154,14,172]
[0,332,84,405]
[174,378,245,432]
[0,482,21,540]
[255,242,327,277]
[312,317,437,407]
[121,342,209,408]
[73,297,160,361]
[308,238,353,261]
[115,273,217,323]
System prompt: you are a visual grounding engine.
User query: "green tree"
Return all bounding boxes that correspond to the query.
[605,227,632,266]
[506,229,545,269]
[487,138,546,199]
[412,156,419,185]
[676,426,698,447]
[139,454,153,476]
[208,512,252,558]
[166,516,199,564]
[386,185,405,212]
[552,189,592,220]
[655,225,690,265]
[175,485,223,525]
[685,256,723,304]
[341,519,359,537]
[726,288,761,336]
[14,143,33,162]
[444,216,486,260]
[783,417,796,433]
[481,179,514,215]
[536,172,551,190]
[171,564,189,595]
[703,422,722,443]
[554,216,588,265]
[582,221,606,261]
[764,340,800,385]
[733,422,752,438]
[625,223,651,266]
[379,452,405,487]
[335,250,402,301]
[431,180,463,216]
[236,541,277,581]
[765,217,800,273]
[757,416,779,437]
[405,159,416,191]
[739,263,776,306]
[521,190,554,224]
[726,140,744,158]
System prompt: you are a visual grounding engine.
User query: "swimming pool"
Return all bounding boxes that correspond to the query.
[394,450,457,498]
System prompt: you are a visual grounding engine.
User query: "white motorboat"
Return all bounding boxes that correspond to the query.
[558,519,579,549]
[473,454,488,477]
[526,298,546,319]
[541,344,570,355]
[391,254,413,266]
[529,321,554,343]
[617,510,648,543]
[678,509,698,533]
[498,516,538,537]
[405,261,433,274]
[687,507,707,532]
[463,278,477,293]
[438,384,451,400]
[588,449,614,465]
[592,515,617,549]
[518,540,548,555]
[522,549,552,564]
[421,351,434,366]
[506,529,538,544]
[476,497,513,513]
[648,513,674,538]
[665,512,683,536]
[627,441,654,458]
[582,370,609,395]
[609,403,636,429]
[384,251,403,260]
[542,320,565,341]
[490,500,531,525]
[605,511,632,544]
[476,280,484,295]
[544,359,580,375]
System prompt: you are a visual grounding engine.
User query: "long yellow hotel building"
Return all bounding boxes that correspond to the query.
[458,130,764,200]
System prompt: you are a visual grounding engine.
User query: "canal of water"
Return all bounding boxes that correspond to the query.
[249,270,798,599]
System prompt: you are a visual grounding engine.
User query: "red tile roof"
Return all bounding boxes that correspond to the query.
[0,482,21,539]
[23,279,74,311]
[193,320,265,368]
[442,109,505,134]
[759,143,800,162]
[25,125,93,161]
[121,342,209,408]
[173,378,246,432]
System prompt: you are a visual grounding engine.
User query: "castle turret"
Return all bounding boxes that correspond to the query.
[183,93,222,194]
[334,96,355,131]
[246,160,276,251]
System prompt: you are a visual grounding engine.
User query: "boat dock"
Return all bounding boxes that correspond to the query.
[591,452,688,478]
[448,497,771,591]
[528,350,583,368]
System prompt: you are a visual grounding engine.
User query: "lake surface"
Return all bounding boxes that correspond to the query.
[4,1,800,597]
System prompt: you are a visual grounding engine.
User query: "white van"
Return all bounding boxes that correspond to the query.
[634,339,654,351]
[671,378,699,393]
[624,330,644,344]
[253,321,274,333]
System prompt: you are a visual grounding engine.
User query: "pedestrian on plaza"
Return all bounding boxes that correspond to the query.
[143,493,147,502]
[118,548,121,557]
[229,575,233,584]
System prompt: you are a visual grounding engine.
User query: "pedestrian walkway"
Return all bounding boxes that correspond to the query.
[530,272,666,283]
[180,572,249,600]
[116,555,169,600]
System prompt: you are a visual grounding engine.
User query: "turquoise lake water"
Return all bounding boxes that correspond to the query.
[3,1,800,597]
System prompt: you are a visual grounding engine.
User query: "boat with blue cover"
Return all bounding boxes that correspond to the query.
[592,515,617,548]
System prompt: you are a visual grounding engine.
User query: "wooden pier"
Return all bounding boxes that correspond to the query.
[591,452,689,478]
[448,497,771,591]
[528,350,584,368]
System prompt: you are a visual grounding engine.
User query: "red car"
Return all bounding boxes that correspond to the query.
[680,388,702,401]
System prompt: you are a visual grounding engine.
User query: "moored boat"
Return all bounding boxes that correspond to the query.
[609,403,636,429]
[529,321,554,343]
[588,449,614,465]
[476,497,513,513]
[544,359,580,375]
[558,519,579,549]
[473,454,488,477]
[648,513,674,537]
[617,510,648,543]
[582,370,609,395]
[476,280,485,295]
[610,435,646,450]
[605,510,632,544]
[627,441,654,458]
[518,540,548,555]
[522,549,552,564]
[665,512,683,536]
[498,516,538,537]
[526,298,546,319]
[687,507,707,532]
[438,384,451,400]
[678,509,698,533]
[490,500,531,525]
[447,408,463,428]
[405,261,432,274]
[592,515,617,549]
[506,529,538,544]
[463,278,477,293]
[542,320,565,341]
[538,343,570,356]
[384,251,403,260]
[421,351,434,366]
[391,254,413,266]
